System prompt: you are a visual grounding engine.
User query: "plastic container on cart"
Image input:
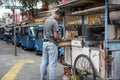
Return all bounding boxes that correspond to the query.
[74,28,78,38]
[65,29,71,39]
[71,29,75,38]
[109,0,120,4]
[63,67,71,80]
[64,67,71,76]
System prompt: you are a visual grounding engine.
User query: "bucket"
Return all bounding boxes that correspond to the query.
[62,75,70,80]
[66,30,71,39]
[64,67,71,76]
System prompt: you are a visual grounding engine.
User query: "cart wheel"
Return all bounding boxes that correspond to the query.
[73,54,96,80]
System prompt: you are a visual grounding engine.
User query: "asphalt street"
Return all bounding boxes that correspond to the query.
[0,40,64,80]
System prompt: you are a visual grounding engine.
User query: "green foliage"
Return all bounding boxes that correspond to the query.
[19,0,61,18]
[19,0,38,10]
[19,0,39,18]
[41,0,61,4]
[0,0,2,5]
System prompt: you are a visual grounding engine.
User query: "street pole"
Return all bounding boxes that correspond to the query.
[13,9,17,56]
[13,0,17,56]
[105,0,108,79]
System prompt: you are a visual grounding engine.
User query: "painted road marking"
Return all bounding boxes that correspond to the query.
[1,60,34,80]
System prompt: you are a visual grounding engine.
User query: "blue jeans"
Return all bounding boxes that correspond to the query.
[40,42,58,80]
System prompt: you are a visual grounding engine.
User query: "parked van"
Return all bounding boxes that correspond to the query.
[19,24,38,49]
[35,25,44,54]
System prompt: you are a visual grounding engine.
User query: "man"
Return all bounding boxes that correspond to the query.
[5,14,13,25]
[40,9,65,80]
[4,14,13,43]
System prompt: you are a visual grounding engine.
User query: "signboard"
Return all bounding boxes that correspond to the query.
[5,6,23,9]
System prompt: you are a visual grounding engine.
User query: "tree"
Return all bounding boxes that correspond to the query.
[0,0,12,5]
[19,0,38,18]
[0,0,2,5]
[19,0,61,19]
[0,0,7,5]
[41,0,61,4]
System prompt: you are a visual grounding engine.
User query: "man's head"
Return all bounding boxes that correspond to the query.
[8,13,10,17]
[7,13,11,19]
[54,9,65,20]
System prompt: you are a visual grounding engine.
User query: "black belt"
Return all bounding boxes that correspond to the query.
[44,39,49,42]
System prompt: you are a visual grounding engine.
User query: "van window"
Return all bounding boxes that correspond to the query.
[30,27,36,35]
[24,27,28,36]
[20,28,24,36]
[20,27,28,36]
[36,30,43,39]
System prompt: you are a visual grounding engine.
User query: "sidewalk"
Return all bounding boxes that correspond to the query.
[0,40,64,80]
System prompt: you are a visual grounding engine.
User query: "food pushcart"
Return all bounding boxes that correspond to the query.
[58,0,120,80]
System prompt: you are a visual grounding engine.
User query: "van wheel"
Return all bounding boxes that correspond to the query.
[35,50,42,55]
[17,43,21,47]
[12,42,14,45]
[21,46,24,49]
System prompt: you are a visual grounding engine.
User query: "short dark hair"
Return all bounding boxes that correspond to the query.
[8,13,10,16]
[55,9,65,17]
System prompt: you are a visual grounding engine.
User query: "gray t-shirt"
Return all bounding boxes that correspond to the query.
[44,17,59,45]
